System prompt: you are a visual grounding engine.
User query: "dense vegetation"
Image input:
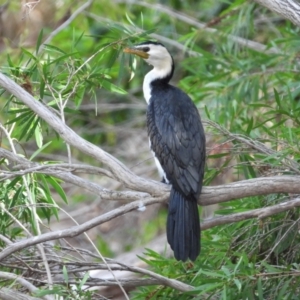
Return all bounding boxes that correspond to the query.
[0,0,300,299]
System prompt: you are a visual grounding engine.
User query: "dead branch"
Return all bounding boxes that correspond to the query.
[1,146,300,205]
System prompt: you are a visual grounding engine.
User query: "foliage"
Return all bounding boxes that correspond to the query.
[0,0,300,299]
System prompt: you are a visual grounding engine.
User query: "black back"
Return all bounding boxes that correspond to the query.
[147,82,206,201]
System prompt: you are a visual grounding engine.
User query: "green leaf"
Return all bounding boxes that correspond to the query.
[25,116,40,142]
[36,29,44,54]
[197,269,226,278]
[34,122,43,148]
[100,79,127,94]
[33,286,64,297]
[5,110,32,125]
[233,278,242,292]
[257,277,263,299]
[38,174,59,220]
[78,272,90,289]
[274,88,281,108]
[30,141,52,160]
[62,265,68,283]
[40,78,45,99]
[18,114,36,141]
[187,283,224,294]
[43,44,67,54]
[204,105,211,119]
[246,117,253,134]
[46,176,68,204]
[21,47,37,61]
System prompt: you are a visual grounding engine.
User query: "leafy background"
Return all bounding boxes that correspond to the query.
[0,0,300,299]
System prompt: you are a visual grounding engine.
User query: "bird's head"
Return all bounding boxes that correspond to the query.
[124,41,173,71]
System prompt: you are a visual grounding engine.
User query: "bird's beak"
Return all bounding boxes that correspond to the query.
[124,47,149,59]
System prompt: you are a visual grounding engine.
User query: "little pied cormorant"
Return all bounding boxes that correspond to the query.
[124,41,206,261]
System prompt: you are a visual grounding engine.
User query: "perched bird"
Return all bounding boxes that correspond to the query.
[124,41,206,261]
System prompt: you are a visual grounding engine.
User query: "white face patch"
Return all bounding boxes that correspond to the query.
[139,44,173,104]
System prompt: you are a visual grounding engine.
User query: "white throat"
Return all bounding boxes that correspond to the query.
[143,69,155,104]
[143,66,172,104]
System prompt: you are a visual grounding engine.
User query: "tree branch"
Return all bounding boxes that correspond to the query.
[108,259,194,292]
[252,0,300,27]
[1,146,300,206]
[200,176,300,205]
[52,278,162,288]
[202,196,300,230]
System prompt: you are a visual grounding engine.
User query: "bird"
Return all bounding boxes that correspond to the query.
[124,41,206,261]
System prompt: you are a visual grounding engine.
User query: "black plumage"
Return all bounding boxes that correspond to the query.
[124,41,206,261]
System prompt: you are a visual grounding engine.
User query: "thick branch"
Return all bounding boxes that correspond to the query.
[252,0,300,27]
[200,176,300,205]
[1,147,300,206]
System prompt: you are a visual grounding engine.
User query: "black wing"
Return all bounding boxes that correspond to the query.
[147,85,206,199]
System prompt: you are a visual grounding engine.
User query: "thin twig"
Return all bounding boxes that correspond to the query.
[202,197,300,230]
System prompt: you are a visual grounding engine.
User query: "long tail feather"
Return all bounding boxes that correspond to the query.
[166,188,200,261]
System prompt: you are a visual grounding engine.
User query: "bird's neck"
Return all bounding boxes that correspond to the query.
[143,63,174,104]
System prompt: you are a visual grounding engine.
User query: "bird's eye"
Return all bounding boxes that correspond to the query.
[143,47,150,52]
